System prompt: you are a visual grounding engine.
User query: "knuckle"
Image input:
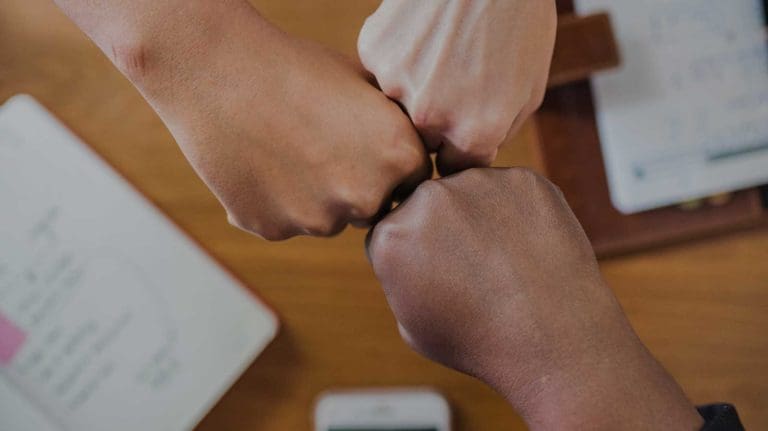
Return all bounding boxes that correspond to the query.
[411,105,450,132]
[386,122,425,172]
[305,220,343,237]
[356,35,374,63]
[465,115,509,144]
[409,104,450,151]
[531,86,547,111]
[478,147,499,166]
[450,122,507,162]
[357,16,383,62]
[504,167,557,192]
[356,24,381,66]
[334,183,383,221]
[227,212,291,241]
[456,139,498,165]
[394,143,425,176]
[478,115,513,148]
[441,168,494,195]
[404,179,454,210]
[504,166,539,183]
[389,108,417,136]
[356,50,401,99]
[397,325,423,353]
[548,180,567,200]
[369,220,408,269]
[532,171,558,191]
[484,112,513,139]
[517,166,542,179]
[258,227,292,242]
[226,210,252,232]
[372,69,403,100]
[462,166,493,182]
[411,178,447,202]
[350,194,383,221]
[295,211,345,237]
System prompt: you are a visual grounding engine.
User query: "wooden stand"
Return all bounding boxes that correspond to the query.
[541,2,768,257]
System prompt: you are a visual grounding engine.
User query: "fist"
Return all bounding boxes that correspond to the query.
[117,7,432,240]
[366,168,634,407]
[186,39,432,240]
[367,168,704,431]
[358,0,557,175]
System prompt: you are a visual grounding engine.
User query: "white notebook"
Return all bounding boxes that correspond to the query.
[576,0,768,213]
[0,95,278,431]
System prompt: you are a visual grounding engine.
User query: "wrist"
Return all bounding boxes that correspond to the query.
[490,308,703,431]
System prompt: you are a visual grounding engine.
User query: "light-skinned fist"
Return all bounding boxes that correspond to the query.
[358,0,557,175]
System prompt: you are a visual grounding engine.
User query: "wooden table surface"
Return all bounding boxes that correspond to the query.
[1,1,766,429]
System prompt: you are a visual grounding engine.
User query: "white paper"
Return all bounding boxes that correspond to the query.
[575,0,768,213]
[0,95,278,431]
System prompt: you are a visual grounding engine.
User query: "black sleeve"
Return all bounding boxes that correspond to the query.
[697,404,745,431]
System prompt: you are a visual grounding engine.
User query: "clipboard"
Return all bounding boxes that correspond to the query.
[540,1,768,257]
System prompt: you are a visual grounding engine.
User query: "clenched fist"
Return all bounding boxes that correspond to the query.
[358,0,556,175]
[367,168,703,430]
[140,5,433,240]
[57,0,431,240]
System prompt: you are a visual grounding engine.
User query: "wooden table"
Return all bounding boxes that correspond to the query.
[1,1,766,429]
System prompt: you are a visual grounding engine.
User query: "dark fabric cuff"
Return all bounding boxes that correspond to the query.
[697,403,745,431]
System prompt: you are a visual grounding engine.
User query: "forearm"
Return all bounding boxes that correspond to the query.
[491,308,704,431]
[514,343,703,430]
[52,0,285,99]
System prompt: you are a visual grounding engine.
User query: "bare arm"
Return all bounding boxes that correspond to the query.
[53,0,430,240]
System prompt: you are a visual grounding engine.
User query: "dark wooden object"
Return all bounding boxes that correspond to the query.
[539,2,768,256]
[548,12,620,88]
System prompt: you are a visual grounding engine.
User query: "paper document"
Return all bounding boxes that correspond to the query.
[575,0,768,213]
[0,95,278,430]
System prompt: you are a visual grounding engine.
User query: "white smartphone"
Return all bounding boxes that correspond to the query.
[314,388,451,431]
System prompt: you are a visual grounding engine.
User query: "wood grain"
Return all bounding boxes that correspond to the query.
[0,1,766,429]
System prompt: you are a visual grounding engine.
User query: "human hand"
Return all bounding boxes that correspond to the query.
[61,0,431,240]
[358,0,556,175]
[366,168,703,430]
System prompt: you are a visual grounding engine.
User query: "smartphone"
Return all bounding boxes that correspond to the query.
[314,388,451,431]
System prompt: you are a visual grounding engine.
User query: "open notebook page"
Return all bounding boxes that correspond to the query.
[575,0,768,213]
[0,95,278,431]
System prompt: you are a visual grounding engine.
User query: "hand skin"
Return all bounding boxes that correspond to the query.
[54,0,431,240]
[358,0,557,176]
[367,168,704,431]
